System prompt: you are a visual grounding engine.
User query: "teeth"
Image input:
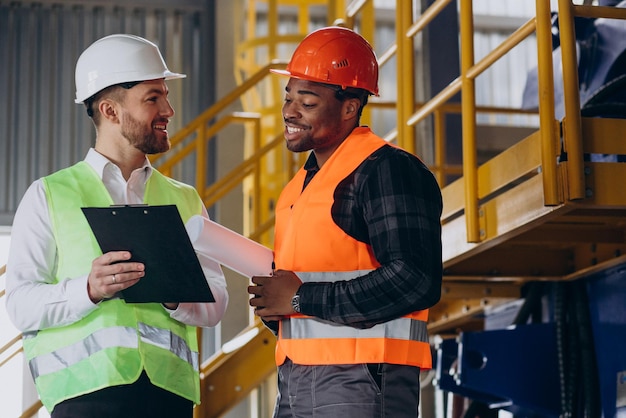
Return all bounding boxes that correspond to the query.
[287,126,303,134]
[154,124,166,130]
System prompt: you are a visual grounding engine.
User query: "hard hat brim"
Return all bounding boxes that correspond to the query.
[269,68,292,77]
[74,72,186,104]
[269,68,378,96]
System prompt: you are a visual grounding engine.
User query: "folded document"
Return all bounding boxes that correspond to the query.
[185,215,274,278]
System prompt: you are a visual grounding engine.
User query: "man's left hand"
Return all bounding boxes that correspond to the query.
[248,270,302,321]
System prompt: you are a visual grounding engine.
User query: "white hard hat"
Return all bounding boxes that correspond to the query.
[75,34,186,104]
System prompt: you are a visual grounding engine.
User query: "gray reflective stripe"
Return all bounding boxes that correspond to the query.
[138,323,199,371]
[29,323,198,379]
[281,316,428,343]
[29,326,138,379]
[286,269,428,344]
[296,270,374,283]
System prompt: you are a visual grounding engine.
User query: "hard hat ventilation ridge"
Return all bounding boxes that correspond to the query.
[333,59,350,69]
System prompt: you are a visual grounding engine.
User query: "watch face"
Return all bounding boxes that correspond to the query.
[291,294,301,313]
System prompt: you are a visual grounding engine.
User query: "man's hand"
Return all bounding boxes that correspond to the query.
[87,251,145,303]
[248,270,302,321]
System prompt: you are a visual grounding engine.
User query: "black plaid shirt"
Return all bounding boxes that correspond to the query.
[295,142,443,330]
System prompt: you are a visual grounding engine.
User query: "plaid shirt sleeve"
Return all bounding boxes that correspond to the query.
[299,145,443,329]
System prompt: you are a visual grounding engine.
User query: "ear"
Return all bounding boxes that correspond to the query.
[343,98,360,121]
[98,99,120,124]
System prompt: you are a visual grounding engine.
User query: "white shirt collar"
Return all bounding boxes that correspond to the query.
[84,148,154,180]
[84,148,154,205]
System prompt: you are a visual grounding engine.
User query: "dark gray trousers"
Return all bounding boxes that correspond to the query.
[274,358,421,418]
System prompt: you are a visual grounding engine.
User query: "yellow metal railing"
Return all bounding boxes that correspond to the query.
[398,0,556,242]
[1,264,45,417]
[394,0,626,243]
[557,4,626,197]
[536,0,561,207]
[196,320,276,418]
[150,61,290,244]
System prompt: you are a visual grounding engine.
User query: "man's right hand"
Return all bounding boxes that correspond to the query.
[87,251,145,303]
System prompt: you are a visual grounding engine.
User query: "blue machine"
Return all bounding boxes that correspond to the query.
[435,267,626,418]
[587,267,626,418]
[435,323,560,417]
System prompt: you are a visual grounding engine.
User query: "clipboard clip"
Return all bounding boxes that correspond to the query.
[108,204,151,216]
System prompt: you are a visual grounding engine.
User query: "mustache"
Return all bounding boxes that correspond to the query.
[283,118,306,127]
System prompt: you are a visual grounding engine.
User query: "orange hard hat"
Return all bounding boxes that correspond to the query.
[271,26,379,96]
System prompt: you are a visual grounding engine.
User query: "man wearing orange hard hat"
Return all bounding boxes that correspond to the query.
[249,26,443,417]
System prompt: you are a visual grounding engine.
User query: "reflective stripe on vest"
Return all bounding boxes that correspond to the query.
[26,326,138,378]
[25,162,203,412]
[137,322,199,371]
[278,270,430,366]
[27,323,199,379]
[273,128,431,368]
[281,317,428,342]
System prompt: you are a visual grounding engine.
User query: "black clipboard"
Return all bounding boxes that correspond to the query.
[81,204,215,303]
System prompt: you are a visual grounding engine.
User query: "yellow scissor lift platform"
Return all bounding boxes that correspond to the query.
[430,116,626,334]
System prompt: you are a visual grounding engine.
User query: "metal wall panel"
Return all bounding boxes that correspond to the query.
[0,0,214,225]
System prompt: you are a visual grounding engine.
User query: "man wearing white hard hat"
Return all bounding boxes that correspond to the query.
[5,34,228,417]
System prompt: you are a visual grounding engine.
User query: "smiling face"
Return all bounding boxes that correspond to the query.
[281,78,359,166]
[117,79,175,155]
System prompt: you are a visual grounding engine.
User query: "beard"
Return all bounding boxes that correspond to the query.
[121,112,170,155]
[285,136,315,153]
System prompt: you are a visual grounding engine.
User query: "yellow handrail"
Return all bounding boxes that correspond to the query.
[196,320,276,418]
[574,4,626,19]
[466,19,537,81]
[536,0,560,205]
[407,78,462,128]
[559,0,585,200]
[0,263,5,296]
[150,62,289,242]
[156,61,287,157]
[151,61,287,181]
[389,0,626,242]
[459,0,479,242]
[202,132,284,208]
[396,0,416,153]
[406,0,454,38]
[1,263,45,416]
[0,334,22,368]
[402,0,590,241]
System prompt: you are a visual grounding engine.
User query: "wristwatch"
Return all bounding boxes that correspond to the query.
[291,292,301,313]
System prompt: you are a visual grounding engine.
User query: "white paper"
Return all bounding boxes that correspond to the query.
[185,215,274,278]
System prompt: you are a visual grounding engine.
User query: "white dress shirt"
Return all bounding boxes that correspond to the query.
[5,148,228,332]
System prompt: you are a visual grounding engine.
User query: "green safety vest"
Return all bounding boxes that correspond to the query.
[22,161,204,412]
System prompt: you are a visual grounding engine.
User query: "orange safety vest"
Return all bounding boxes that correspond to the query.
[273,127,431,368]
